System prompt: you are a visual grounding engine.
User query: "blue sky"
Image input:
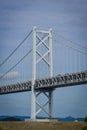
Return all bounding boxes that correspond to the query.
[0,0,87,118]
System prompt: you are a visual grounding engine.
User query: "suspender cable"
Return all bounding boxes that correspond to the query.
[53,31,87,50]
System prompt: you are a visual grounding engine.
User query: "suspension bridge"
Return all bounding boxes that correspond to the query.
[0,26,87,120]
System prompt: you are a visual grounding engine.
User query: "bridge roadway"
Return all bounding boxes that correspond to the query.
[0,70,87,94]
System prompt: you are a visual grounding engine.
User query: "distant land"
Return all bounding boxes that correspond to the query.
[0,116,84,122]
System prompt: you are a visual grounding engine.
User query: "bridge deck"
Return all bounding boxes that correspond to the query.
[0,70,87,94]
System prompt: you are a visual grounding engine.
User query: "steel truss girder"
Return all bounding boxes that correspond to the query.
[0,81,31,94]
[0,70,87,94]
[35,70,87,89]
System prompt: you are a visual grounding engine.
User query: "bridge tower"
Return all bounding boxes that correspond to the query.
[31,26,53,120]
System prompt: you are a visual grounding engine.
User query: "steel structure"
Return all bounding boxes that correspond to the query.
[0,70,87,94]
[31,27,53,119]
[0,27,87,120]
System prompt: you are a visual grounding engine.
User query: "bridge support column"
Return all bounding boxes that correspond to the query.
[31,86,36,119]
[31,26,53,120]
[49,90,53,118]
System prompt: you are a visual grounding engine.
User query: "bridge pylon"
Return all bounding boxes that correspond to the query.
[31,26,53,120]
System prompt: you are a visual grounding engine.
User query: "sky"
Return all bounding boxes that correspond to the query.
[0,0,87,118]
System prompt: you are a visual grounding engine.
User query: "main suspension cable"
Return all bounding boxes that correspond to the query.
[0,30,32,67]
[53,31,87,50]
[53,39,87,55]
[0,48,32,79]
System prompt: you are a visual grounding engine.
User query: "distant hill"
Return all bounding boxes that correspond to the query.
[2,117,21,121]
[0,116,84,121]
[0,116,30,121]
[59,116,84,122]
[0,116,7,120]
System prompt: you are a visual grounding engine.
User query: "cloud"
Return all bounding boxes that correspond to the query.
[0,71,20,79]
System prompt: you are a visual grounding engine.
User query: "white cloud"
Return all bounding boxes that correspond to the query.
[0,71,20,79]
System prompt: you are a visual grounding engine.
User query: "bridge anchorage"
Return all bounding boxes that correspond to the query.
[31,26,53,120]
